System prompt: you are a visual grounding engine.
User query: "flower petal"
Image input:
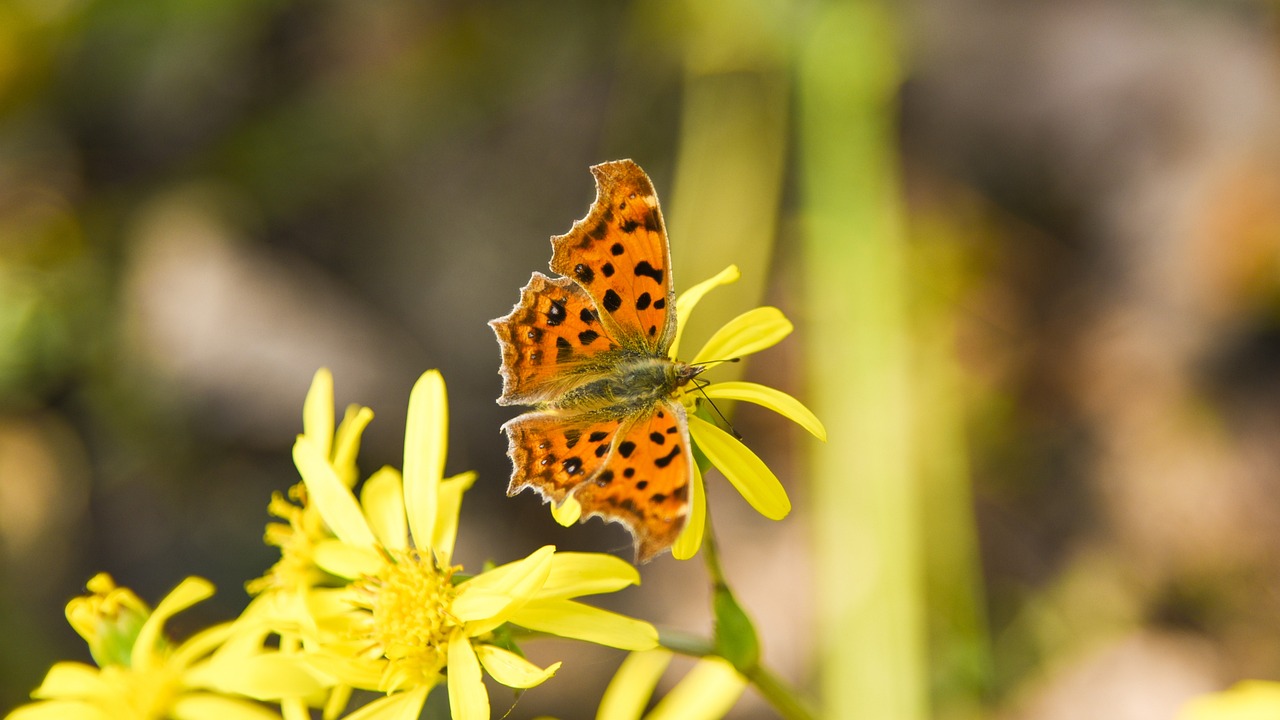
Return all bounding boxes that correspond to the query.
[404,371,446,556]
[687,415,790,520]
[30,662,109,700]
[670,264,740,359]
[596,650,672,720]
[537,553,640,600]
[508,599,658,651]
[551,496,581,526]
[701,381,827,441]
[452,546,555,630]
[313,539,381,579]
[475,644,560,689]
[132,576,214,671]
[303,369,335,461]
[646,656,747,720]
[293,436,376,548]
[1179,680,1280,720]
[188,652,331,701]
[361,467,407,550]
[336,685,429,720]
[433,471,476,564]
[447,633,489,720]
[671,462,706,560]
[691,306,792,365]
[5,700,110,720]
[332,405,375,487]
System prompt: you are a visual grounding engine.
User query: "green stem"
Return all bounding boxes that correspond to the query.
[746,664,819,720]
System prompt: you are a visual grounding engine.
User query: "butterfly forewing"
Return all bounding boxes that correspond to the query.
[490,273,620,406]
[550,160,677,356]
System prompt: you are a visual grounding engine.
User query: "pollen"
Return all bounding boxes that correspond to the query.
[355,550,459,689]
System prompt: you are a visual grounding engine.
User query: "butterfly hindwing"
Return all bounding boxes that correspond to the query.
[550,160,677,355]
[502,411,626,503]
[572,400,692,563]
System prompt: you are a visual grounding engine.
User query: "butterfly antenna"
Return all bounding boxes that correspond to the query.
[691,357,741,370]
[692,379,743,440]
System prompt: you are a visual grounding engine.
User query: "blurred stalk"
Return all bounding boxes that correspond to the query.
[912,210,993,720]
[666,0,789,377]
[798,3,927,720]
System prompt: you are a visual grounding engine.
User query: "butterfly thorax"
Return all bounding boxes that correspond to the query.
[553,351,703,414]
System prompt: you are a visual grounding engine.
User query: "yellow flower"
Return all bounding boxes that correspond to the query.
[248,368,375,598]
[537,649,744,720]
[1179,680,1280,720]
[6,574,320,720]
[284,370,658,720]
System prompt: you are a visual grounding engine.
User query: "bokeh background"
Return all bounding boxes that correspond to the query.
[3,0,1280,718]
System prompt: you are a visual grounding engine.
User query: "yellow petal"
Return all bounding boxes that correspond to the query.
[293,436,376,548]
[550,496,581,526]
[30,662,109,699]
[171,692,286,720]
[670,264,740,359]
[404,370,446,555]
[596,650,672,720]
[303,369,335,461]
[433,471,477,564]
[508,599,658,651]
[701,381,827,441]
[1179,680,1280,720]
[671,462,706,560]
[6,700,110,720]
[336,686,429,720]
[332,405,375,487]
[687,415,790,520]
[537,553,640,600]
[361,467,407,550]
[452,546,555,630]
[447,634,489,720]
[646,656,747,720]
[132,576,214,671]
[691,307,792,365]
[475,644,560,689]
[312,539,381,579]
[187,652,331,701]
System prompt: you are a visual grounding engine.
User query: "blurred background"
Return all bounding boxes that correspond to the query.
[2,0,1280,718]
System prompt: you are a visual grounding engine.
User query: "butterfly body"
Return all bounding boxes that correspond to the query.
[491,160,699,562]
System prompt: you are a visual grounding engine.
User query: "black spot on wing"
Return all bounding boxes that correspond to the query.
[623,467,635,478]
[565,429,581,449]
[651,493,667,504]
[636,480,648,490]
[526,327,543,341]
[654,445,681,468]
[574,264,595,285]
[634,261,664,284]
[621,219,639,233]
[562,457,583,476]
[547,298,567,326]
[643,208,662,232]
[610,243,624,256]
[635,292,651,310]
[589,222,607,240]
[649,431,665,445]
[579,308,596,324]
[578,329,600,346]
[617,440,636,458]
[602,289,622,313]
[653,298,666,310]
[602,262,615,277]
[555,336,572,362]
[588,431,608,442]
[595,469,614,486]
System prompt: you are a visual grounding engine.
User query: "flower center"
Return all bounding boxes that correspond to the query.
[360,550,458,689]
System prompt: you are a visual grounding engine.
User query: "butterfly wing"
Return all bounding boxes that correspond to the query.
[504,399,693,562]
[549,160,677,356]
[490,272,620,406]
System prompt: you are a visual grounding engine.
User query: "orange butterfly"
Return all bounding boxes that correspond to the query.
[490,160,703,562]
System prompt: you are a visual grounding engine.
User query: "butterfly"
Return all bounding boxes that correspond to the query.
[490,159,704,562]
